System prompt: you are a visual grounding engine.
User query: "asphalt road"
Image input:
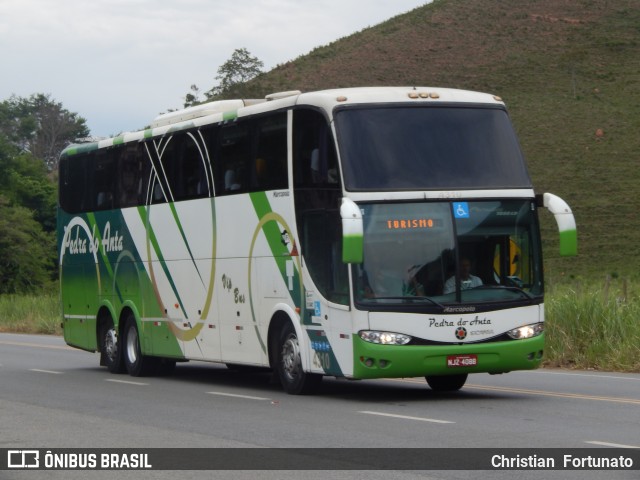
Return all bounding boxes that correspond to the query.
[1,332,638,480]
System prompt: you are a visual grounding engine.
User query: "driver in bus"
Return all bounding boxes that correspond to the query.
[443,257,483,294]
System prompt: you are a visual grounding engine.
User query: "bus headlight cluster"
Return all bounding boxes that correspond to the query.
[507,323,544,340]
[359,331,411,345]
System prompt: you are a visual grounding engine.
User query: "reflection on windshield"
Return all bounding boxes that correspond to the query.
[335,106,532,191]
[354,201,542,307]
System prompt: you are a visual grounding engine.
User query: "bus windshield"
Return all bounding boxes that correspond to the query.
[335,105,532,191]
[354,200,543,308]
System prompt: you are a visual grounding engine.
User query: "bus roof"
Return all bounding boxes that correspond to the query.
[298,86,503,111]
[61,87,504,157]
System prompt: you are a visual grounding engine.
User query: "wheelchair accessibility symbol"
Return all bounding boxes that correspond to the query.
[453,202,470,219]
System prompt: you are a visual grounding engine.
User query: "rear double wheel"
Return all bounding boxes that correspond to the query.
[123,314,159,377]
[100,317,125,373]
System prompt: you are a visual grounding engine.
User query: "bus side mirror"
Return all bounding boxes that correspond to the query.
[540,193,577,256]
[340,198,363,264]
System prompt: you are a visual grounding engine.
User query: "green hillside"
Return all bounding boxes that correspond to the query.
[249,0,640,281]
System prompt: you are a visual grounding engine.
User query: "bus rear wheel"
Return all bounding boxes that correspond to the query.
[123,314,158,377]
[426,374,468,392]
[100,318,125,373]
[276,322,322,395]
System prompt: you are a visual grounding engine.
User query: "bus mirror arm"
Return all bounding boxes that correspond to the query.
[340,198,364,264]
[542,193,577,257]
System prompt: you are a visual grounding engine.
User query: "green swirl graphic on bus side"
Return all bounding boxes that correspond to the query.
[247,208,304,353]
[138,197,217,342]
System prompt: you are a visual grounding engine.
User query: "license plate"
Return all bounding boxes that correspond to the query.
[446,354,478,367]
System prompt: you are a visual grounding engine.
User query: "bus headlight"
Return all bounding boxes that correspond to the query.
[359,331,411,345]
[507,323,544,340]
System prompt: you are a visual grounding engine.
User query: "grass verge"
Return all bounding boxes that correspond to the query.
[544,277,640,372]
[0,293,62,335]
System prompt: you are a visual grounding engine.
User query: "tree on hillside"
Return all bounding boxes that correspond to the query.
[207,48,264,99]
[184,48,264,106]
[184,84,202,108]
[0,94,89,171]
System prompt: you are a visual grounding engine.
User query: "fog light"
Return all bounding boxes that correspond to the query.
[359,357,375,368]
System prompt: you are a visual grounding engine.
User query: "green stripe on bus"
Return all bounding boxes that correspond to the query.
[63,142,100,156]
[137,206,188,319]
[223,110,237,121]
[169,202,205,287]
[249,192,302,309]
[559,229,578,256]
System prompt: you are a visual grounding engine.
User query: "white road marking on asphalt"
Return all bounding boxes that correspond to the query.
[105,378,149,386]
[359,410,454,424]
[206,391,270,401]
[585,441,640,449]
[29,368,63,374]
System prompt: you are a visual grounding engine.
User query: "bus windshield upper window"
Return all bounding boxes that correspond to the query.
[335,106,532,191]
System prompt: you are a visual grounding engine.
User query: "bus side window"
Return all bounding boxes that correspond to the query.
[293,109,339,189]
[118,144,144,208]
[293,108,347,305]
[217,123,251,195]
[60,155,87,213]
[91,151,116,211]
[214,113,287,195]
[173,131,210,201]
[254,112,287,191]
[158,135,181,202]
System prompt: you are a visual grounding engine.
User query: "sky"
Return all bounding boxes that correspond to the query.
[0,0,428,138]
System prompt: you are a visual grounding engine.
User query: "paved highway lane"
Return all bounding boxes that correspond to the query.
[1,333,638,480]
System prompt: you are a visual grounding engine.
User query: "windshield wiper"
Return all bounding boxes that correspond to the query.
[366,296,445,308]
[470,285,535,300]
[413,296,445,308]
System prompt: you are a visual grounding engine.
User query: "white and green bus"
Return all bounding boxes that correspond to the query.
[58,87,577,394]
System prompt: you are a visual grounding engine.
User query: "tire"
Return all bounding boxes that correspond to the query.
[276,322,322,395]
[99,318,125,373]
[425,374,468,392]
[123,314,158,377]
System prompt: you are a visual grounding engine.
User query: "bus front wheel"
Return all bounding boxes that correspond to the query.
[426,374,468,392]
[276,322,322,395]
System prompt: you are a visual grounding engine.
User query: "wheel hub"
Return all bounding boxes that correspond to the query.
[126,326,138,364]
[104,329,117,361]
[281,334,301,380]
